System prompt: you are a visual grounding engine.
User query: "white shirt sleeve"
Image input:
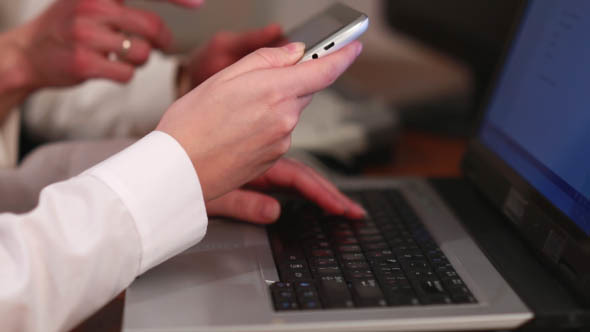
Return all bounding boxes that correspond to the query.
[0,131,208,332]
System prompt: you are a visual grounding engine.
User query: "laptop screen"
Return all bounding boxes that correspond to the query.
[479,0,590,235]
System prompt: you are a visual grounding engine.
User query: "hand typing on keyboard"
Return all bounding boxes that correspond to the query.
[205,158,366,224]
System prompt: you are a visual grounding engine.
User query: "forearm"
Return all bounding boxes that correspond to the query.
[0,25,36,122]
[0,176,142,332]
[0,132,208,331]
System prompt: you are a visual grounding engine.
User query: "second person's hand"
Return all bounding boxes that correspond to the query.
[177,24,283,96]
[12,0,202,89]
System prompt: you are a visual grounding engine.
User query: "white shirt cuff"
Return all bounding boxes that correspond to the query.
[85,131,208,274]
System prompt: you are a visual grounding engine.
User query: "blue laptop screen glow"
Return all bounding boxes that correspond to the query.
[479,0,590,234]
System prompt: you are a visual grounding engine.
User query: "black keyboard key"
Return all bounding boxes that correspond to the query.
[356,227,381,236]
[350,279,387,307]
[358,235,385,244]
[447,285,469,296]
[392,245,420,254]
[280,261,308,271]
[274,289,296,300]
[374,266,405,280]
[302,225,324,234]
[311,257,338,268]
[277,250,306,263]
[303,233,327,242]
[340,253,366,261]
[442,277,466,288]
[447,284,476,303]
[387,236,406,245]
[270,282,299,311]
[397,253,426,262]
[350,220,375,228]
[362,242,389,251]
[336,245,362,253]
[366,249,395,260]
[333,237,359,245]
[413,279,452,305]
[282,270,312,282]
[294,281,314,290]
[379,275,411,290]
[279,260,311,282]
[369,258,399,267]
[344,269,374,280]
[439,270,460,279]
[434,264,454,274]
[330,229,355,238]
[425,248,443,257]
[343,261,369,270]
[297,288,318,299]
[274,300,299,310]
[377,274,412,289]
[300,298,322,310]
[270,282,292,291]
[382,288,420,306]
[421,280,446,294]
[400,261,431,277]
[407,270,436,281]
[377,221,396,229]
[318,276,354,309]
[305,240,331,250]
[297,287,322,310]
[310,249,334,257]
[314,266,342,277]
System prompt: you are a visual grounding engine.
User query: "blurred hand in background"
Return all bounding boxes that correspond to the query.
[177,23,284,96]
[9,0,203,90]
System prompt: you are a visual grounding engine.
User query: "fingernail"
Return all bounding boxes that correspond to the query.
[184,0,204,7]
[263,203,281,221]
[356,42,364,56]
[283,42,305,54]
[353,203,368,218]
[360,206,368,217]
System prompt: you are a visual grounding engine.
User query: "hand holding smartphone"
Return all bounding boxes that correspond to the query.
[286,3,369,63]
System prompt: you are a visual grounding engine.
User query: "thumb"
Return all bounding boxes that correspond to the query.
[218,42,305,79]
[206,189,282,224]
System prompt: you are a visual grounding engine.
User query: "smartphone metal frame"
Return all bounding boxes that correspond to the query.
[297,5,369,63]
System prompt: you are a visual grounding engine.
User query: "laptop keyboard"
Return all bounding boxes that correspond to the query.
[268,189,477,311]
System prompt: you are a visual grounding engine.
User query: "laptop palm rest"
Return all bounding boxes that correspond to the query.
[123,219,277,330]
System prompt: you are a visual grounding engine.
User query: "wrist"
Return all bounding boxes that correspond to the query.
[0,24,38,95]
[0,25,39,122]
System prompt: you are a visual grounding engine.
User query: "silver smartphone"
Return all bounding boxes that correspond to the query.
[287,3,369,63]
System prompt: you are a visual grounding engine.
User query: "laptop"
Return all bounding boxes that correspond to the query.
[123,1,590,331]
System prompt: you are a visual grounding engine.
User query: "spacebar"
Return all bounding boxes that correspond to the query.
[319,276,354,308]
